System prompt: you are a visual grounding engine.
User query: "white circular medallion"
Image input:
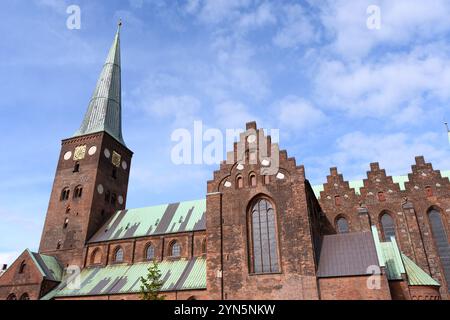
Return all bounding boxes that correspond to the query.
[88,146,97,156]
[104,148,111,159]
[224,181,232,188]
[97,184,104,195]
[247,135,257,143]
[261,159,271,167]
[237,164,244,171]
[118,196,124,205]
[64,151,72,161]
[276,172,285,180]
[122,161,128,170]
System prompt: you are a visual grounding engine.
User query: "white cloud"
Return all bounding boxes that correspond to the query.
[274,96,326,131]
[273,4,318,48]
[313,43,450,119]
[214,100,259,129]
[146,95,201,127]
[238,2,277,30]
[307,130,450,181]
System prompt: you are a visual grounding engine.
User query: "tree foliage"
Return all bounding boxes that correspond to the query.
[140,260,165,300]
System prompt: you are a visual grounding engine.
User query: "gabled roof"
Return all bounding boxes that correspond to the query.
[402,254,440,286]
[317,232,380,278]
[41,257,206,299]
[89,200,206,243]
[27,249,63,282]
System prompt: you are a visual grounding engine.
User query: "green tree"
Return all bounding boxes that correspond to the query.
[140,260,165,300]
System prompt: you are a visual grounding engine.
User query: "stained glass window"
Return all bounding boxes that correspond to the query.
[381,213,396,241]
[429,210,450,291]
[251,199,279,273]
[336,217,349,233]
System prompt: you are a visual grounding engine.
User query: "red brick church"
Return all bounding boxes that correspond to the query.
[1,26,449,301]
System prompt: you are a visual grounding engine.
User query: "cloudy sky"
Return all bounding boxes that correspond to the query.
[1,0,450,266]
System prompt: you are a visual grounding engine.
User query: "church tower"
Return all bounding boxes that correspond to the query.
[39,23,133,267]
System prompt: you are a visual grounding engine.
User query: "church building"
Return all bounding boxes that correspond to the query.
[1,25,449,301]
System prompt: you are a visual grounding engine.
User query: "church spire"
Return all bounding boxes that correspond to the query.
[74,21,125,146]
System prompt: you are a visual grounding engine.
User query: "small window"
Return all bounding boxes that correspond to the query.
[73,162,80,173]
[114,247,124,263]
[60,188,70,201]
[19,261,26,274]
[171,241,181,257]
[56,241,62,250]
[201,239,207,255]
[112,168,117,179]
[65,205,71,214]
[6,294,17,301]
[19,293,30,301]
[111,193,117,205]
[249,174,257,187]
[334,195,341,206]
[425,186,433,197]
[146,244,155,261]
[63,218,69,229]
[263,175,270,185]
[236,176,243,189]
[74,186,83,199]
[378,192,386,202]
[336,217,349,234]
[90,249,102,265]
[105,191,111,203]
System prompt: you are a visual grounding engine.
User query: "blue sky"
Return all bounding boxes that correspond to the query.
[1,0,450,265]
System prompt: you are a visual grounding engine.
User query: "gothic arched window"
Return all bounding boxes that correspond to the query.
[380,212,396,241]
[170,241,181,257]
[73,185,83,199]
[250,198,279,274]
[336,217,349,234]
[236,176,243,189]
[146,244,155,261]
[114,247,124,263]
[428,209,450,289]
[249,173,257,187]
[60,188,70,201]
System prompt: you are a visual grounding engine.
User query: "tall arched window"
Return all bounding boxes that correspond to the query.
[114,247,124,263]
[73,185,83,199]
[19,293,30,300]
[146,244,155,261]
[336,217,349,234]
[428,209,450,289]
[380,212,396,241]
[201,239,207,255]
[250,198,279,273]
[171,241,181,257]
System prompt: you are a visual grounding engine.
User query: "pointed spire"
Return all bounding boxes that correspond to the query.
[445,122,450,145]
[74,21,125,146]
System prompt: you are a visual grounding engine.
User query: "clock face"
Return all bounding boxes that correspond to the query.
[73,145,87,161]
[121,161,128,170]
[64,151,72,161]
[112,151,121,167]
[97,184,104,194]
[88,146,97,156]
[118,195,124,205]
[104,148,111,159]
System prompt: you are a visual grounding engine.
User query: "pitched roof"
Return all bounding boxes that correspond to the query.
[41,257,206,299]
[88,199,206,243]
[27,249,63,282]
[74,23,125,146]
[317,232,380,278]
[379,240,405,280]
[402,254,440,286]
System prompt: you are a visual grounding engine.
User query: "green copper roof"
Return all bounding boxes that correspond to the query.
[74,24,125,146]
[26,249,63,282]
[41,257,206,299]
[402,254,440,286]
[89,200,206,243]
[380,238,405,280]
